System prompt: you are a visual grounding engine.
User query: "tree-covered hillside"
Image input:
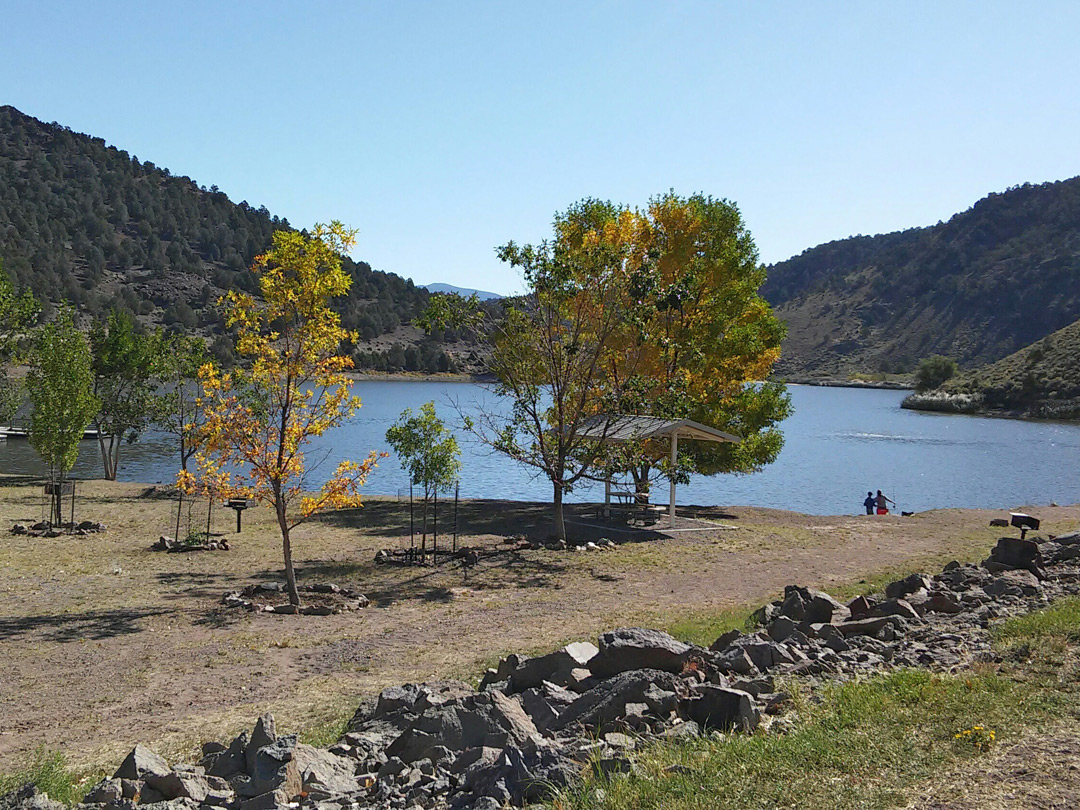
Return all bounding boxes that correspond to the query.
[763,177,1080,378]
[0,105,472,371]
[902,317,1080,419]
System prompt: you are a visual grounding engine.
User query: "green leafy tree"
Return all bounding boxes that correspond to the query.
[0,376,22,426]
[386,401,461,551]
[0,257,39,359]
[386,401,461,498]
[181,223,382,607]
[152,333,209,472]
[0,257,38,431]
[422,194,790,537]
[557,194,791,500]
[89,310,163,479]
[915,355,958,392]
[424,225,634,542]
[26,307,100,521]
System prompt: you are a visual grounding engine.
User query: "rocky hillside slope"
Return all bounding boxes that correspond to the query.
[764,177,1080,378]
[902,316,1080,418]
[0,106,483,373]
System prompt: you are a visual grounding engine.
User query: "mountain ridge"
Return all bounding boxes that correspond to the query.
[0,104,484,373]
[420,282,503,300]
[764,176,1080,378]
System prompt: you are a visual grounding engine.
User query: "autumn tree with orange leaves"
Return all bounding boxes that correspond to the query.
[180,222,381,606]
[560,194,791,500]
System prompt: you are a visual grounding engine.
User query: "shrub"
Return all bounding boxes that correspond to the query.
[914,355,958,392]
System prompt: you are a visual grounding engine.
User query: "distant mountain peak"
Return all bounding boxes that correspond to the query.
[421,283,502,301]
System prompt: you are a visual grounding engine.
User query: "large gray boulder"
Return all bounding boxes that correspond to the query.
[202,732,247,778]
[589,628,691,677]
[508,642,598,692]
[884,573,933,600]
[460,739,580,805]
[986,569,1043,597]
[550,669,680,732]
[709,646,758,676]
[245,714,276,774]
[983,536,1045,578]
[519,681,578,732]
[80,778,123,805]
[679,685,759,732]
[293,745,359,796]
[113,744,171,781]
[1052,531,1080,545]
[386,691,541,764]
[803,590,850,625]
[927,590,963,614]
[733,637,800,673]
[866,598,921,621]
[238,735,301,801]
[144,772,211,803]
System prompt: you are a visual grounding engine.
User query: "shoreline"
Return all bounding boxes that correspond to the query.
[346,371,494,383]
[347,371,916,390]
[780,376,912,390]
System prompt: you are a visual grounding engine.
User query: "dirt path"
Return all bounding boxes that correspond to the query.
[1,479,1076,773]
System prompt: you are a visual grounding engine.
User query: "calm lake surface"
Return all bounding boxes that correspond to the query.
[4,382,1079,516]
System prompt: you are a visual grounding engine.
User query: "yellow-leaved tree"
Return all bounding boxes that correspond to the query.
[180,222,381,606]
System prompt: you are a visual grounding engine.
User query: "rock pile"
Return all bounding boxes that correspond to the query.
[11,521,106,538]
[151,536,230,552]
[221,583,370,615]
[8,528,1080,810]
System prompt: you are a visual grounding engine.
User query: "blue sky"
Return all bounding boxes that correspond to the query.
[4,1,1078,295]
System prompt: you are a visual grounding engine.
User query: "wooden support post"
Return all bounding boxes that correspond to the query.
[669,432,678,529]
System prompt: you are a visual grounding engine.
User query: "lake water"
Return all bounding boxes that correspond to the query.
[3,382,1079,516]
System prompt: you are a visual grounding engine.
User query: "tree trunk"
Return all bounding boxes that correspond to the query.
[553,482,566,543]
[97,431,113,480]
[632,464,651,504]
[53,469,64,527]
[276,499,301,606]
[109,438,121,481]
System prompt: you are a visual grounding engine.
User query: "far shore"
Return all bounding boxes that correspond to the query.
[780,376,913,391]
[346,370,915,390]
[346,371,492,383]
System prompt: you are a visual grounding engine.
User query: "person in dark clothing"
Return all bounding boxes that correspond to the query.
[863,491,876,515]
[876,489,896,515]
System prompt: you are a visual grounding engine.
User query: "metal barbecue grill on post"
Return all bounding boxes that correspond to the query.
[227,498,250,533]
[1010,512,1040,540]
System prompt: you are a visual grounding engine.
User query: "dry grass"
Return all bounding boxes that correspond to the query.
[1,476,1076,774]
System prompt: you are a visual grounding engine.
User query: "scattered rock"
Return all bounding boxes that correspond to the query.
[114,744,172,781]
[590,628,691,677]
[14,527,1080,810]
[885,573,933,600]
[680,685,759,732]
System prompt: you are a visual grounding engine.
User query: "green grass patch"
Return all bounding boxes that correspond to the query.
[0,748,93,806]
[555,591,1080,809]
[298,700,357,748]
[555,667,1067,810]
[993,595,1080,644]
[657,605,759,648]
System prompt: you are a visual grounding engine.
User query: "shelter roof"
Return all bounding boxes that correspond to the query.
[578,414,740,444]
